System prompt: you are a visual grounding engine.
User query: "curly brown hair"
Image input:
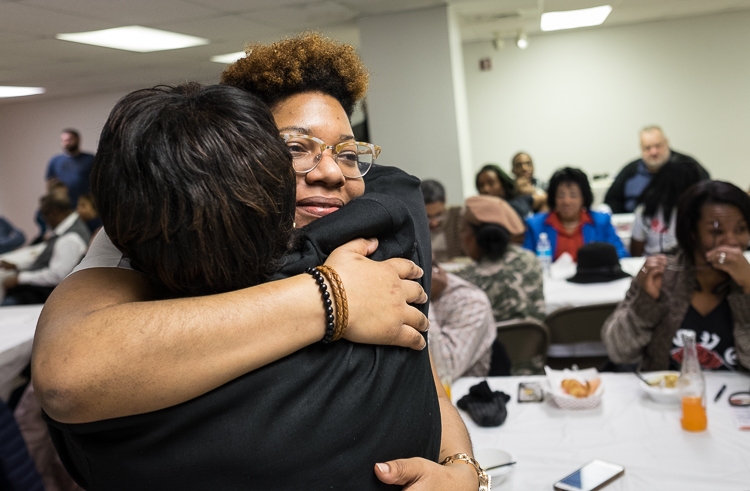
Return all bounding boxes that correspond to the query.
[220,32,368,117]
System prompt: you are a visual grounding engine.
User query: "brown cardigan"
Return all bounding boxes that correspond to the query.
[601,252,750,371]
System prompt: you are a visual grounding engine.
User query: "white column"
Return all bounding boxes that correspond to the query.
[359,5,475,205]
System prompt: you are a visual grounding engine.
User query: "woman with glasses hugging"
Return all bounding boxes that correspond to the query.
[35,34,484,491]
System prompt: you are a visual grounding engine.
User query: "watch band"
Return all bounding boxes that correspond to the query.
[440,453,491,491]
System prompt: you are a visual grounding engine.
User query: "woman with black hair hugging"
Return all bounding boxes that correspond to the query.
[36,33,484,491]
[603,180,750,372]
[457,195,545,323]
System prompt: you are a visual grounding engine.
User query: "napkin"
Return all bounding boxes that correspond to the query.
[457,381,510,427]
[549,252,576,280]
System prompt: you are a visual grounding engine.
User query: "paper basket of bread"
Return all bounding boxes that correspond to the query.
[544,366,604,410]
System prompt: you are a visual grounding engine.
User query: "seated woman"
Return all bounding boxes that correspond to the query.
[630,160,704,256]
[523,167,629,261]
[456,195,545,323]
[37,33,478,491]
[602,180,750,371]
[475,163,534,220]
[75,193,103,237]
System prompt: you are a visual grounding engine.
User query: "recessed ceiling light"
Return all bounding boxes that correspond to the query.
[541,5,613,32]
[210,51,247,64]
[0,86,45,98]
[56,26,209,53]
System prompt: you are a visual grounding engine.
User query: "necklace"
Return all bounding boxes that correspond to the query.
[561,220,580,228]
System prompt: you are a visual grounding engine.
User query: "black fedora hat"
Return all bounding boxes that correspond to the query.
[568,242,631,284]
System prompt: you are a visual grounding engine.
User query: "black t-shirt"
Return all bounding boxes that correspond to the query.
[45,165,441,490]
[671,297,736,370]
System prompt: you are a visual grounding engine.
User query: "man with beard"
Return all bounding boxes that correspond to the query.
[605,126,709,214]
[45,129,95,207]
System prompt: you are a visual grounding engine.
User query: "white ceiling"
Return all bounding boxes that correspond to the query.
[1,0,749,105]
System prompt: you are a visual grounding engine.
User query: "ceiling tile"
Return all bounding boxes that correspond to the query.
[0,31,36,43]
[23,0,219,25]
[2,37,141,63]
[160,14,286,44]
[183,0,323,14]
[241,2,357,30]
[0,2,114,37]
[543,0,620,13]
[340,0,443,15]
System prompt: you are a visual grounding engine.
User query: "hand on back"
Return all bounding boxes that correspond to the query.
[324,238,429,351]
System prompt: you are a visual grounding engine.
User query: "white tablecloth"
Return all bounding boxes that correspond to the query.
[0,243,48,299]
[544,252,750,315]
[452,372,750,491]
[543,256,645,315]
[0,304,43,401]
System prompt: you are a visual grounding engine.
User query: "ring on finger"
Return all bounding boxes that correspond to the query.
[719,252,727,265]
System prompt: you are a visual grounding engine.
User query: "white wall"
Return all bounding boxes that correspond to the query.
[0,91,127,239]
[360,5,473,205]
[463,10,750,197]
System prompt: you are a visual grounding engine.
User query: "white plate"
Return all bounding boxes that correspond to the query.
[473,448,515,482]
[640,370,680,404]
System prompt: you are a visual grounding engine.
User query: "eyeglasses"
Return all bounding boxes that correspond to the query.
[281,133,381,179]
[729,391,750,406]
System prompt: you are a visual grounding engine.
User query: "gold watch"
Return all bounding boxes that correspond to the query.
[440,453,491,491]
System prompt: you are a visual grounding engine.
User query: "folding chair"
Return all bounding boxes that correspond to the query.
[492,318,550,375]
[544,302,619,370]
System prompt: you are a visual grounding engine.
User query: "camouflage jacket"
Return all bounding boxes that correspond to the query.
[457,244,545,322]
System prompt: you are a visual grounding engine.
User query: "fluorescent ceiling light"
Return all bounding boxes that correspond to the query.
[210,51,247,64]
[0,86,45,98]
[56,26,209,53]
[541,5,613,31]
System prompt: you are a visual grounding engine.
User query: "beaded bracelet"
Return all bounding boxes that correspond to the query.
[305,267,336,343]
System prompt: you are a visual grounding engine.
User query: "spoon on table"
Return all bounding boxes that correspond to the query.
[485,461,517,471]
[633,371,655,386]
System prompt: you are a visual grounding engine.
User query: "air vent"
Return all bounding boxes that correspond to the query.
[467,11,522,23]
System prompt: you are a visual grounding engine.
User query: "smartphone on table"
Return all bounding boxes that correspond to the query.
[553,459,624,491]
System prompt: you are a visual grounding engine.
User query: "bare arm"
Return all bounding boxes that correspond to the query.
[431,354,474,462]
[33,238,429,424]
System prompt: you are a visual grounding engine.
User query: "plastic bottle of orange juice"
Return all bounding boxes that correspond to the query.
[677,331,707,432]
